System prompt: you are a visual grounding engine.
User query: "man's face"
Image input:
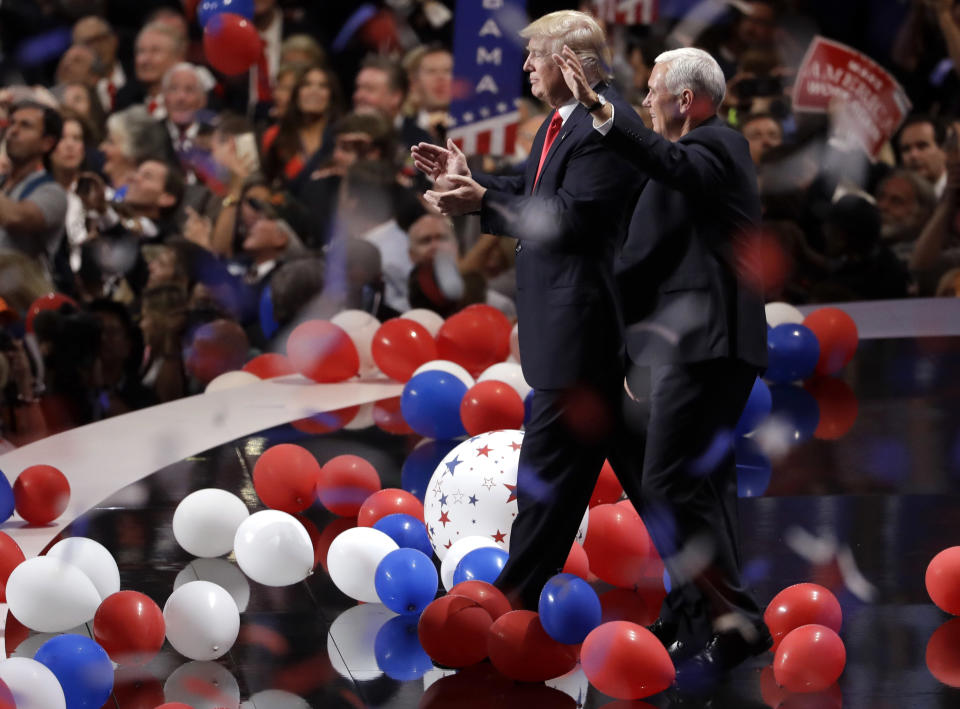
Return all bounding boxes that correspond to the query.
[136,30,179,87]
[408,215,457,265]
[642,63,682,138]
[163,68,206,126]
[742,117,782,165]
[4,108,53,165]
[126,160,171,209]
[737,2,776,47]
[876,176,920,228]
[523,38,570,108]
[57,45,98,87]
[73,17,117,69]
[416,51,453,111]
[353,68,401,117]
[899,122,947,184]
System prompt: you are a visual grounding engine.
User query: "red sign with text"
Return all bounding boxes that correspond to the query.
[793,36,912,156]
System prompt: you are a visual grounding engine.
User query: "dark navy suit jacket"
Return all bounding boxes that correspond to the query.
[473,88,644,390]
[603,112,768,369]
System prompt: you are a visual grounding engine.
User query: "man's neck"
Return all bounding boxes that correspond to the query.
[7,158,44,187]
[128,203,160,220]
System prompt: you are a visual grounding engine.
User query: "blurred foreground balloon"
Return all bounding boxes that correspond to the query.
[202,13,261,75]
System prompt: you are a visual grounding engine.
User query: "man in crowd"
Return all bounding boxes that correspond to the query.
[899,115,949,198]
[404,45,454,141]
[72,16,127,113]
[740,112,782,166]
[353,55,432,151]
[118,21,186,117]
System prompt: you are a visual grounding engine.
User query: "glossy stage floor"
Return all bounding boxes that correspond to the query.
[3,309,960,708]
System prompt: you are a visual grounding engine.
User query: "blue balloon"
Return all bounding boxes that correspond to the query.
[259,283,279,339]
[735,377,772,436]
[453,546,508,586]
[34,634,113,709]
[735,436,772,498]
[769,384,820,443]
[401,371,468,439]
[373,513,433,557]
[766,324,820,383]
[198,0,254,27]
[401,439,459,501]
[0,470,14,523]
[374,548,438,615]
[538,573,602,644]
[375,614,434,680]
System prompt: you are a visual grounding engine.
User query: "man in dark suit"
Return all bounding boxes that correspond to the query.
[556,45,772,680]
[412,10,642,611]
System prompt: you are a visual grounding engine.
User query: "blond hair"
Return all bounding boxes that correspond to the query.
[520,10,612,82]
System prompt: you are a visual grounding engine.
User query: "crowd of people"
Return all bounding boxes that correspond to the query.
[0,0,957,443]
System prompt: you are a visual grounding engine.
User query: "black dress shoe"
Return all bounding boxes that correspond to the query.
[674,624,773,690]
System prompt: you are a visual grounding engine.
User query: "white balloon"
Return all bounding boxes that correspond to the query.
[174,488,250,559]
[326,603,396,680]
[765,301,805,327]
[233,510,314,587]
[243,689,312,709]
[163,580,240,661]
[545,664,590,701]
[509,322,520,362]
[174,558,251,613]
[343,401,376,430]
[440,535,499,591]
[425,429,524,560]
[6,557,101,631]
[402,308,445,337]
[0,657,66,709]
[327,527,398,602]
[164,661,240,709]
[205,370,260,392]
[412,359,475,389]
[478,361,531,401]
[331,309,381,376]
[46,537,120,601]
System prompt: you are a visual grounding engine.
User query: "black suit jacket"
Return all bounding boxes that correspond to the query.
[473,88,643,390]
[604,112,767,369]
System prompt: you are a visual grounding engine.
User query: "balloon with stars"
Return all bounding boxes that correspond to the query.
[425,430,588,560]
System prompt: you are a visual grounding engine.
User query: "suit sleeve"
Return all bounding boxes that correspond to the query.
[478,139,632,246]
[603,107,728,194]
[473,171,525,195]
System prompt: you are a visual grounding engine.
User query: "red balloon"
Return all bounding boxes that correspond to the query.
[760,664,787,708]
[0,532,25,603]
[590,460,623,507]
[316,517,356,574]
[316,454,381,516]
[372,397,415,435]
[463,304,512,342]
[487,610,579,682]
[357,488,424,526]
[0,679,12,709]
[286,320,359,383]
[291,405,361,434]
[437,308,511,376]
[773,624,846,693]
[243,353,296,379]
[449,580,513,621]
[253,444,322,514]
[804,377,858,440]
[583,503,651,589]
[3,610,29,657]
[599,588,661,627]
[111,669,165,709]
[764,583,843,652]
[927,547,960,615]
[562,542,590,581]
[581,621,675,699]
[202,13,262,76]
[460,381,525,436]
[25,292,76,333]
[927,618,960,687]
[418,594,493,667]
[802,307,858,375]
[93,591,165,666]
[185,319,249,384]
[371,318,437,382]
[13,464,70,525]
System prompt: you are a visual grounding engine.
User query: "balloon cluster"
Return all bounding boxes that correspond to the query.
[195,0,262,77]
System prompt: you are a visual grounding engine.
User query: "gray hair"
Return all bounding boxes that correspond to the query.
[105,105,171,163]
[161,62,204,91]
[655,47,726,110]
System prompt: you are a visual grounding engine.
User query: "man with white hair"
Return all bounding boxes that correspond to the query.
[557,45,771,680]
[413,11,642,611]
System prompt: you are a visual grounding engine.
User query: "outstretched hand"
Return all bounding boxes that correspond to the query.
[411,139,471,192]
[424,173,486,216]
[553,45,597,106]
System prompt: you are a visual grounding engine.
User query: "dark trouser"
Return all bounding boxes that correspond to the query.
[494,379,620,610]
[611,357,764,643]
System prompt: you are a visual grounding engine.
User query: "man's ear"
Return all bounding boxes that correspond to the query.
[679,88,695,113]
[41,136,57,155]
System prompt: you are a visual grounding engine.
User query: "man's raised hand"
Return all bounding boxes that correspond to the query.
[411,139,470,192]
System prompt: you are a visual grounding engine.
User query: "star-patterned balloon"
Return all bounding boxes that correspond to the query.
[425,430,588,560]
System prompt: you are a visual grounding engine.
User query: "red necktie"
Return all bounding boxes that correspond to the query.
[107,81,117,111]
[255,40,272,103]
[533,111,563,191]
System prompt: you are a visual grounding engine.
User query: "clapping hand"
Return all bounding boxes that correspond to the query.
[411,139,470,192]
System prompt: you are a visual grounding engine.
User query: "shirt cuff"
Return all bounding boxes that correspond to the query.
[593,103,614,135]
